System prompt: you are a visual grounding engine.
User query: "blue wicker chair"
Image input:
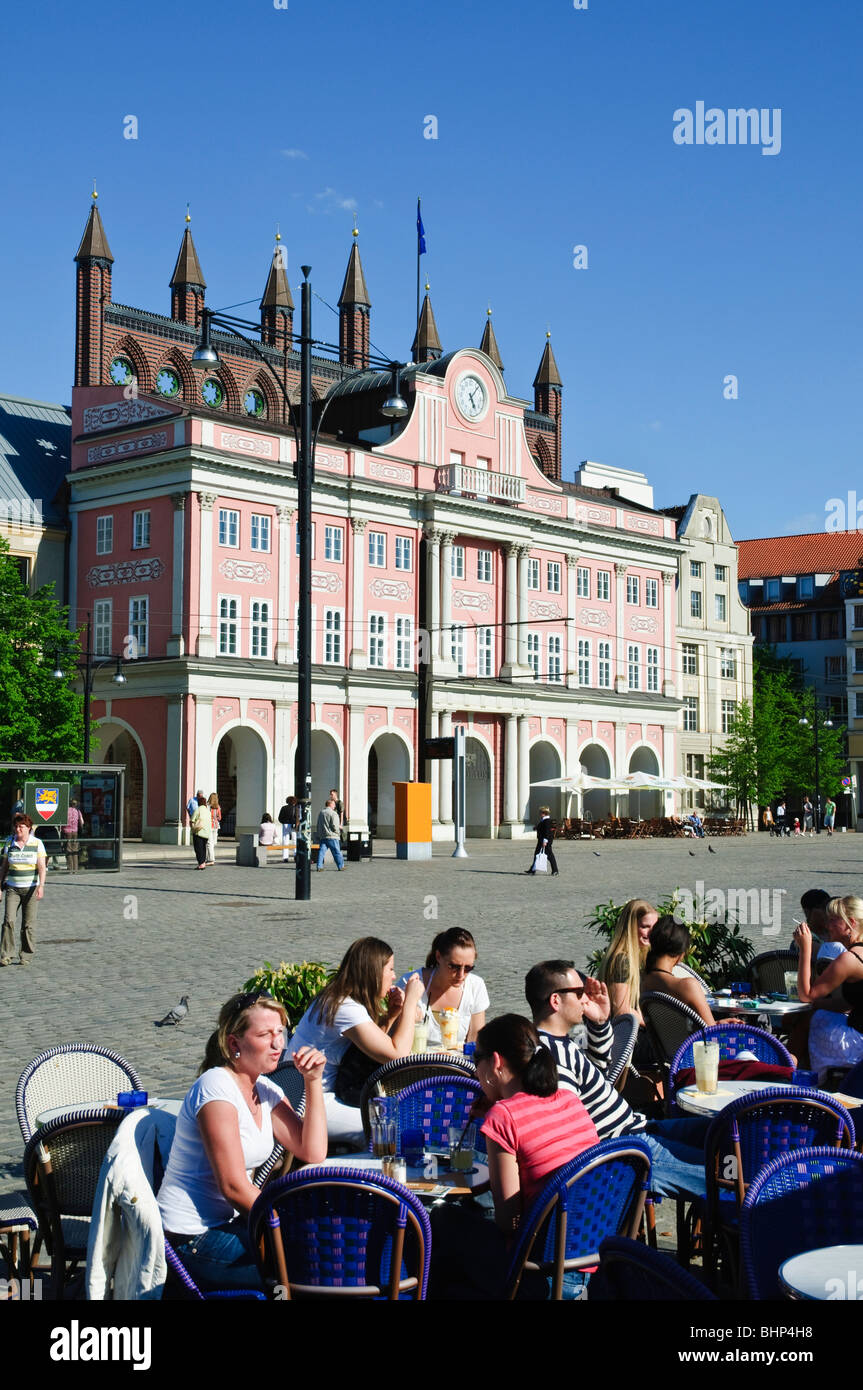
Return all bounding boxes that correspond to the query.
[504,1137,651,1300]
[249,1166,432,1300]
[358,1052,477,1143]
[588,1235,717,1301]
[607,1012,640,1090]
[669,1022,793,1111]
[16,1043,144,1142]
[391,1076,484,1154]
[740,1147,863,1299]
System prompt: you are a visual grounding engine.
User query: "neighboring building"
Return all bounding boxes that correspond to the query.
[840,569,863,819]
[0,393,71,595]
[67,197,687,841]
[661,496,754,808]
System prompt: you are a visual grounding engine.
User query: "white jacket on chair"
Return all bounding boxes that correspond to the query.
[86,1106,176,1300]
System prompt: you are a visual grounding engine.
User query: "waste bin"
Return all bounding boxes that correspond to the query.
[347,832,372,863]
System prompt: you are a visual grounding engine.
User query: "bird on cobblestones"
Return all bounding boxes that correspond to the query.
[593,851,601,857]
[155,995,190,1027]
[708,845,717,854]
[689,850,696,857]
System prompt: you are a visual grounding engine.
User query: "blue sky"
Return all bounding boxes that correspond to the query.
[1,0,859,540]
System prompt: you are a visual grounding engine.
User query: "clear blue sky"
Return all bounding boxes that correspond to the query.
[1,0,859,540]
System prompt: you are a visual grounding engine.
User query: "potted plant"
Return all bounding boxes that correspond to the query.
[241,959,335,1036]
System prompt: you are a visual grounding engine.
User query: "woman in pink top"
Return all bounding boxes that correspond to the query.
[62,799,84,874]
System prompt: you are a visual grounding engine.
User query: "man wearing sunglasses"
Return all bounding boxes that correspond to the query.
[526,960,709,1200]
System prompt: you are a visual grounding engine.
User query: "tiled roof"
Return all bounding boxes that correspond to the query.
[737,531,863,579]
[0,393,71,526]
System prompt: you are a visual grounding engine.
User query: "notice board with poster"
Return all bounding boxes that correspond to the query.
[80,770,124,870]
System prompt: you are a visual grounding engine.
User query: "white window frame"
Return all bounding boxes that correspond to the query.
[324,525,344,563]
[219,509,239,548]
[577,567,591,599]
[682,644,698,676]
[715,593,727,622]
[683,697,699,732]
[368,531,385,567]
[547,634,563,682]
[721,699,736,734]
[547,561,561,594]
[451,545,464,579]
[395,535,413,571]
[477,625,494,677]
[250,600,270,658]
[96,514,113,556]
[450,623,465,675]
[647,646,659,692]
[527,631,540,679]
[720,648,737,680]
[715,564,727,582]
[690,591,702,619]
[323,607,343,664]
[645,578,658,608]
[93,599,112,656]
[596,570,610,602]
[132,509,150,550]
[597,640,611,688]
[477,549,492,584]
[396,615,414,670]
[626,575,640,605]
[627,644,640,690]
[129,595,149,658]
[368,613,386,668]
[250,514,271,553]
[218,595,239,656]
[578,637,591,685]
[527,557,540,591]
[690,561,703,578]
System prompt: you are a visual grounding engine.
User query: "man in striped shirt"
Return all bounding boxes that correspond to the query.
[527,959,709,1199]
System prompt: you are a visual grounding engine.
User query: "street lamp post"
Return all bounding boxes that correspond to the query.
[798,704,834,834]
[54,618,126,764]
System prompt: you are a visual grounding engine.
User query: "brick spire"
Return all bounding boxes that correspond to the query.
[170,210,206,327]
[533,332,563,481]
[411,284,442,364]
[74,188,113,387]
[479,308,503,372]
[260,231,294,352]
[338,226,371,368]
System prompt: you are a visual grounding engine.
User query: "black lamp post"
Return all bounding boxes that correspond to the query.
[798,704,834,834]
[53,618,126,764]
[191,279,408,900]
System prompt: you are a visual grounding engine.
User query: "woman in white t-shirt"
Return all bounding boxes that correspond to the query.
[290,937,426,1147]
[157,991,327,1290]
[397,928,490,1048]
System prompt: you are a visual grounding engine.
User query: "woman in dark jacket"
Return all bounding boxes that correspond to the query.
[525,807,559,876]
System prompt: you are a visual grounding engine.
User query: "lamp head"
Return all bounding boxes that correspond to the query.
[190,309,218,372]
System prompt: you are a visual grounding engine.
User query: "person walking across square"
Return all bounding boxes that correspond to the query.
[316,798,344,872]
[525,807,558,876]
[0,813,47,965]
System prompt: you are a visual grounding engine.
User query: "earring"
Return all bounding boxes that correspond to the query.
[234,1050,241,1058]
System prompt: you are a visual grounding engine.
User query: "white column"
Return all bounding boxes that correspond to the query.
[274,700,293,806]
[566,554,578,689]
[504,713,519,824]
[662,571,675,696]
[275,505,294,664]
[518,714,531,826]
[565,716,580,778]
[614,563,627,693]
[439,709,453,824]
[194,696,213,796]
[163,695,184,841]
[347,704,369,831]
[504,542,518,668]
[168,493,186,657]
[517,546,529,668]
[429,709,440,822]
[440,531,454,663]
[614,719,628,783]
[349,516,368,670]
[197,492,216,657]
[426,528,442,659]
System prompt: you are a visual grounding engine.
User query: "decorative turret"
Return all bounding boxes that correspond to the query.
[74,187,114,387]
[338,224,371,369]
[170,209,206,327]
[479,308,503,372]
[411,283,442,364]
[260,230,294,353]
[532,332,563,481]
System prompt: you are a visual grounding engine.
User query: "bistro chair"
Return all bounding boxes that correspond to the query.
[16,1043,144,1143]
[0,1193,38,1290]
[392,1077,485,1154]
[640,992,704,1098]
[739,1147,863,1300]
[249,1166,432,1300]
[672,961,711,995]
[607,1012,640,1091]
[747,950,798,997]
[359,1052,476,1143]
[588,1235,717,1301]
[504,1137,651,1300]
[668,1022,793,1110]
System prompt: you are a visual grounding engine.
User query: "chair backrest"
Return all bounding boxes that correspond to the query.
[703,1088,854,1228]
[607,1013,640,1089]
[640,991,704,1065]
[747,950,797,995]
[358,1053,477,1142]
[249,1166,432,1300]
[588,1235,717,1301]
[505,1137,651,1300]
[16,1044,144,1142]
[669,1022,793,1099]
[740,1147,863,1299]
[393,1077,484,1153]
[672,961,710,994]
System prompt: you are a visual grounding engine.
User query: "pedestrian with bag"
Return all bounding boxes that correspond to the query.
[524,806,558,877]
[190,794,212,871]
[62,798,84,873]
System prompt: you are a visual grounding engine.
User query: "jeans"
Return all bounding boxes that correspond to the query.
[317,837,344,869]
[640,1116,711,1199]
[171,1218,263,1292]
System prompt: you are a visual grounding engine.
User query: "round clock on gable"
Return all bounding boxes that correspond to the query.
[454,372,488,422]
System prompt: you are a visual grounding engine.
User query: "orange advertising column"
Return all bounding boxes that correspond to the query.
[393,782,433,860]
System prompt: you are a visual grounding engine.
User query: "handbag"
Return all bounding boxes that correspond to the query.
[534,850,549,874]
[334,1044,381,1107]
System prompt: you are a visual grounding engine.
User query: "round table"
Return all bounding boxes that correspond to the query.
[675,1078,794,1116]
[35,1098,182,1128]
[708,996,811,1021]
[320,1153,490,1198]
[779,1244,863,1300]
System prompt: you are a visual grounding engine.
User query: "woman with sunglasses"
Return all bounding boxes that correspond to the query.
[157,991,328,1290]
[397,928,489,1047]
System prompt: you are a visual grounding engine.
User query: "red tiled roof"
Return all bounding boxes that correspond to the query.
[737,532,863,580]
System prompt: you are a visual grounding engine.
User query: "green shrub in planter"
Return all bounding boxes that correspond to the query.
[241,959,335,1033]
[584,892,754,989]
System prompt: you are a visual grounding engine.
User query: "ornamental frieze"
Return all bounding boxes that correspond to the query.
[369,460,412,484]
[529,600,563,619]
[526,492,564,514]
[86,558,165,588]
[215,430,275,459]
[83,400,176,433]
[629,615,659,634]
[219,560,272,584]
[625,514,662,535]
[369,579,412,601]
[86,431,169,463]
[575,502,615,526]
[578,608,611,628]
[453,590,492,612]
[312,572,344,593]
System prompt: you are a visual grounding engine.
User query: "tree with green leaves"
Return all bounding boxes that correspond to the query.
[0,539,84,762]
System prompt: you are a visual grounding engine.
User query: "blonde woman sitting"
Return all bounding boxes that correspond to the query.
[795,896,863,1076]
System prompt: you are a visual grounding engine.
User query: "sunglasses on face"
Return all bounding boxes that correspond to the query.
[548,986,584,1002]
[442,960,474,974]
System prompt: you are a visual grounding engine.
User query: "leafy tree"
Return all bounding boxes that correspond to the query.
[0,539,84,762]
[709,700,758,825]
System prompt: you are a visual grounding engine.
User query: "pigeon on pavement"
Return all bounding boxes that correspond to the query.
[689,850,696,857]
[708,845,717,854]
[155,995,190,1027]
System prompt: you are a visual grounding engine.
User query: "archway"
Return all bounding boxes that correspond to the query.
[580,743,612,821]
[215,726,268,836]
[299,730,341,818]
[528,741,563,827]
[628,745,662,820]
[465,736,492,837]
[92,721,145,837]
[368,732,411,837]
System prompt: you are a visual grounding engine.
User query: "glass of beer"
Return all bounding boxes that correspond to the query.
[692,1040,720,1095]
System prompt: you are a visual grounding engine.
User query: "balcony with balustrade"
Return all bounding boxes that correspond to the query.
[435,461,525,505]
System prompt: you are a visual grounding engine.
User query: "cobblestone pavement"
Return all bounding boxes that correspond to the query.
[3,831,861,1199]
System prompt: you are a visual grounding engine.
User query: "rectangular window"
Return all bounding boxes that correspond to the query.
[627,644,640,690]
[647,646,660,692]
[547,561,561,594]
[690,561,703,578]
[324,526,343,563]
[690,591,702,619]
[721,699,736,734]
[682,643,698,676]
[477,626,494,677]
[368,614,386,668]
[855,605,863,631]
[720,648,737,680]
[96,515,113,556]
[477,549,492,584]
[250,514,271,552]
[715,593,727,622]
[578,638,591,685]
[451,545,464,579]
[596,570,611,603]
[797,575,814,599]
[527,632,540,679]
[128,596,149,657]
[450,624,465,675]
[576,567,591,599]
[93,599,112,656]
[857,693,863,719]
[686,752,706,807]
[766,578,780,601]
[368,531,385,567]
[715,564,727,582]
[395,536,413,571]
[645,578,658,608]
[132,509,150,550]
[296,525,316,558]
[219,509,239,548]
[826,654,847,680]
[547,635,562,682]
[626,575,640,605]
[218,597,238,656]
[683,696,699,732]
[396,616,413,670]
[251,601,270,658]
[323,609,343,664]
[527,557,540,590]
[598,641,611,688]
[855,648,863,674]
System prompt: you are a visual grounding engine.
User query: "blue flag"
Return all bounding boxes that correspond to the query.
[417,200,427,255]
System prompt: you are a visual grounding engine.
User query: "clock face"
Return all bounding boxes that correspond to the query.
[455,373,487,421]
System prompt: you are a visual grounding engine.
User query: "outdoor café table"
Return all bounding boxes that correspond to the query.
[35,1097,182,1128]
[779,1245,863,1300]
[676,1078,863,1118]
[707,995,811,1023]
[320,1153,490,1199]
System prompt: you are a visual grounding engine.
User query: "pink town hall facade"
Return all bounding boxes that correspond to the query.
[68,201,683,842]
